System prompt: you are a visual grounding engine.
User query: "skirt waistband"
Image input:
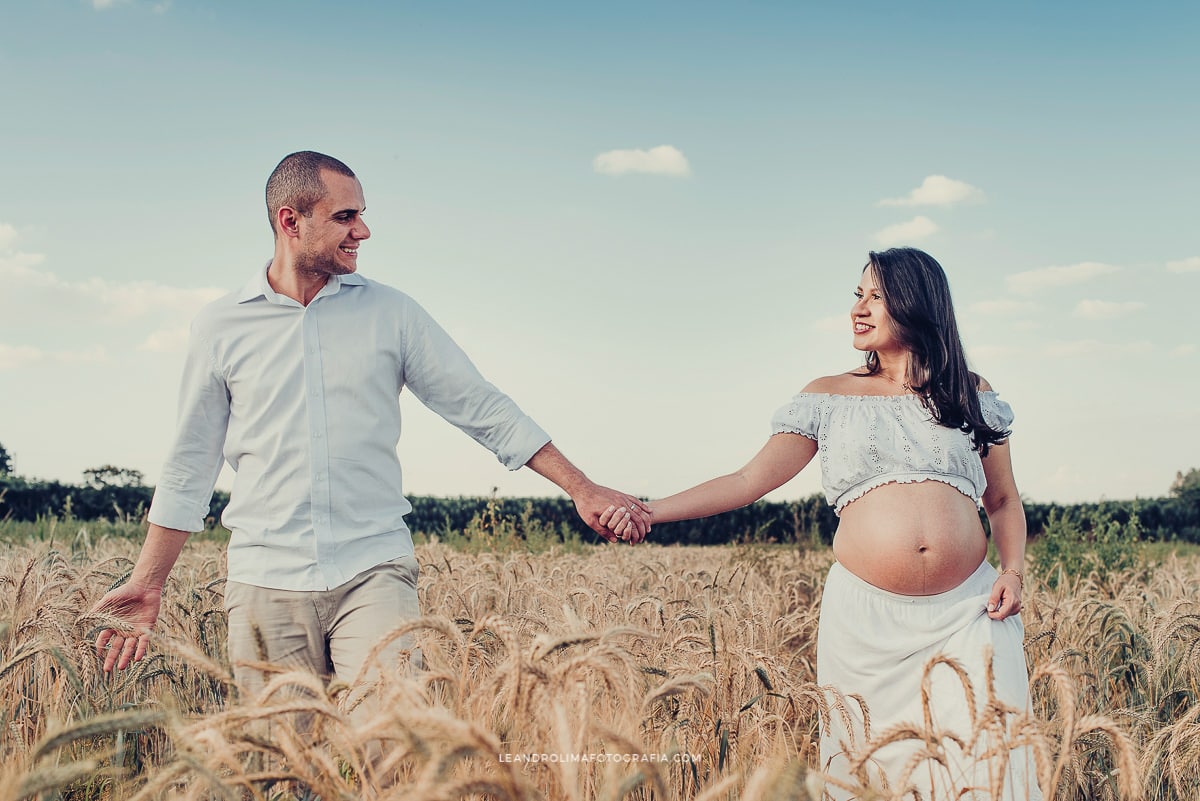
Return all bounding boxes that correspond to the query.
[827,559,995,606]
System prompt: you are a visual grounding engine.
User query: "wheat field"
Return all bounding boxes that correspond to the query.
[1,535,1198,801]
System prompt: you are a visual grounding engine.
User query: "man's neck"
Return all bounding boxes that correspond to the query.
[267,254,330,307]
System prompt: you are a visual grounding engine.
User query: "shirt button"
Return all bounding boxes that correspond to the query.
[314,431,323,439]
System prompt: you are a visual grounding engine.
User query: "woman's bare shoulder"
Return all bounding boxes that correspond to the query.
[800,370,872,394]
[974,373,994,392]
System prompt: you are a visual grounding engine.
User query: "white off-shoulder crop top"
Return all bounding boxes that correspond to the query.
[770,391,1014,515]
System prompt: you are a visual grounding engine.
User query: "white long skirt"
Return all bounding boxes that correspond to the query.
[817,559,1043,801]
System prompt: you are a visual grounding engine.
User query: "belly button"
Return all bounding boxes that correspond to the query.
[918,545,929,554]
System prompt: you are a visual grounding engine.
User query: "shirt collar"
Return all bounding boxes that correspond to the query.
[237,260,366,305]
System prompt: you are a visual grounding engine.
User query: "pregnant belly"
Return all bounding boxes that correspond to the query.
[832,480,989,595]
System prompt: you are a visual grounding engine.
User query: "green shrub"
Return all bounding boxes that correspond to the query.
[1030,507,1143,588]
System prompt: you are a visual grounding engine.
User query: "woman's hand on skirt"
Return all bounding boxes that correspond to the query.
[986,573,1022,620]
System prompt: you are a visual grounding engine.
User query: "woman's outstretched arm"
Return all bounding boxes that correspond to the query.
[602,433,817,536]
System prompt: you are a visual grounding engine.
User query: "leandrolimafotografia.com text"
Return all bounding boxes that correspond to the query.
[498,752,702,764]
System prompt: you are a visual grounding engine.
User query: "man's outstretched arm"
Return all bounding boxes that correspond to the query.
[525,442,650,543]
[88,523,191,672]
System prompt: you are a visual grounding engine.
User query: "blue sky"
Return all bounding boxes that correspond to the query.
[1,1,1197,505]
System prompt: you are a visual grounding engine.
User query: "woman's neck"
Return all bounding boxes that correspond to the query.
[874,351,910,385]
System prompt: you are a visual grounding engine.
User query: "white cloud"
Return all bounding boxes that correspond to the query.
[90,0,167,9]
[879,175,986,207]
[874,216,938,246]
[1043,339,1152,358]
[0,258,224,319]
[1006,262,1119,294]
[92,279,225,318]
[56,345,109,365]
[0,223,18,250]
[0,252,48,278]
[1172,344,1197,357]
[1073,299,1145,320]
[967,299,1037,316]
[812,314,849,334]
[0,344,43,370]
[593,145,691,177]
[1167,256,1200,273]
[967,344,1020,361]
[138,326,191,353]
[0,343,107,370]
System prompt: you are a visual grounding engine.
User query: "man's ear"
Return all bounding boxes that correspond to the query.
[277,207,302,238]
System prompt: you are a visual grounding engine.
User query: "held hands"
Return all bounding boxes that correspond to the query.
[599,502,652,544]
[570,482,651,544]
[986,570,1023,621]
[87,583,163,672]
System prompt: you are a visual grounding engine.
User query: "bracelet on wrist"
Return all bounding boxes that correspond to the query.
[999,568,1024,590]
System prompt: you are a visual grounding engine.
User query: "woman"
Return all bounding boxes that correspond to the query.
[603,248,1041,800]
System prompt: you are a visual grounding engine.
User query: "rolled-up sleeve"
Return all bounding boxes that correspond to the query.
[401,302,550,470]
[147,324,231,532]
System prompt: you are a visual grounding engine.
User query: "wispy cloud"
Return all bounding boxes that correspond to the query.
[967,343,1021,361]
[0,343,108,370]
[812,314,849,334]
[1044,339,1152,358]
[90,0,131,8]
[874,216,938,246]
[0,223,18,250]
[0,344,41,370]
[137,326,191,353]
[0,258,224,320]
[967,299,1037,316]
[1172,344,1197,357]
[879,175,985,207]
[1167,256,1200,273]
[593,145,691,177]
[1073,299,1145,320]
[1006,262,1119,294]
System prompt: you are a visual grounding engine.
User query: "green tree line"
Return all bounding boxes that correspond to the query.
[3,441,1199,546]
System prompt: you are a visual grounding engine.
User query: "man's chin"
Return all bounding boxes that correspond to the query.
[307,260,355,277]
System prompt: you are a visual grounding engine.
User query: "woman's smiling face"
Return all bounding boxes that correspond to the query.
[851,266,898,354]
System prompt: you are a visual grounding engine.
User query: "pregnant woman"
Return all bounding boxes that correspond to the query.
[604,247,1041,800]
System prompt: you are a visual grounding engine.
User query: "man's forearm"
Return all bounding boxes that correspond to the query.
[524,441,649,540]
[524,442,592,496]
[128,523,192,591]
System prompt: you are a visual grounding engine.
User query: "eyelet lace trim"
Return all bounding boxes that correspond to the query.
[835,474,979,514]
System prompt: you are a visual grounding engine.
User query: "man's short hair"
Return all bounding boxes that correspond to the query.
[265,151,356,235]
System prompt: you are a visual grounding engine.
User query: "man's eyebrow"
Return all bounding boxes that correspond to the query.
[332,206,365,217]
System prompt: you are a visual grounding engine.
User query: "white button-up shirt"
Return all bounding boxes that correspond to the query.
[148,265,551,590]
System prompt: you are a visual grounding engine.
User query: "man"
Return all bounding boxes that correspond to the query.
[92,151,650,696]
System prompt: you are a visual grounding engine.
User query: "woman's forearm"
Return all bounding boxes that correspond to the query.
[987,496,1028,573]
[649,473,762,524]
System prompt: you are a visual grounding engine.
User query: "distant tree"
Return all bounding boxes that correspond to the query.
[0,441,12,476]
[83,465,147,489]
[1170,468,1200,508]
